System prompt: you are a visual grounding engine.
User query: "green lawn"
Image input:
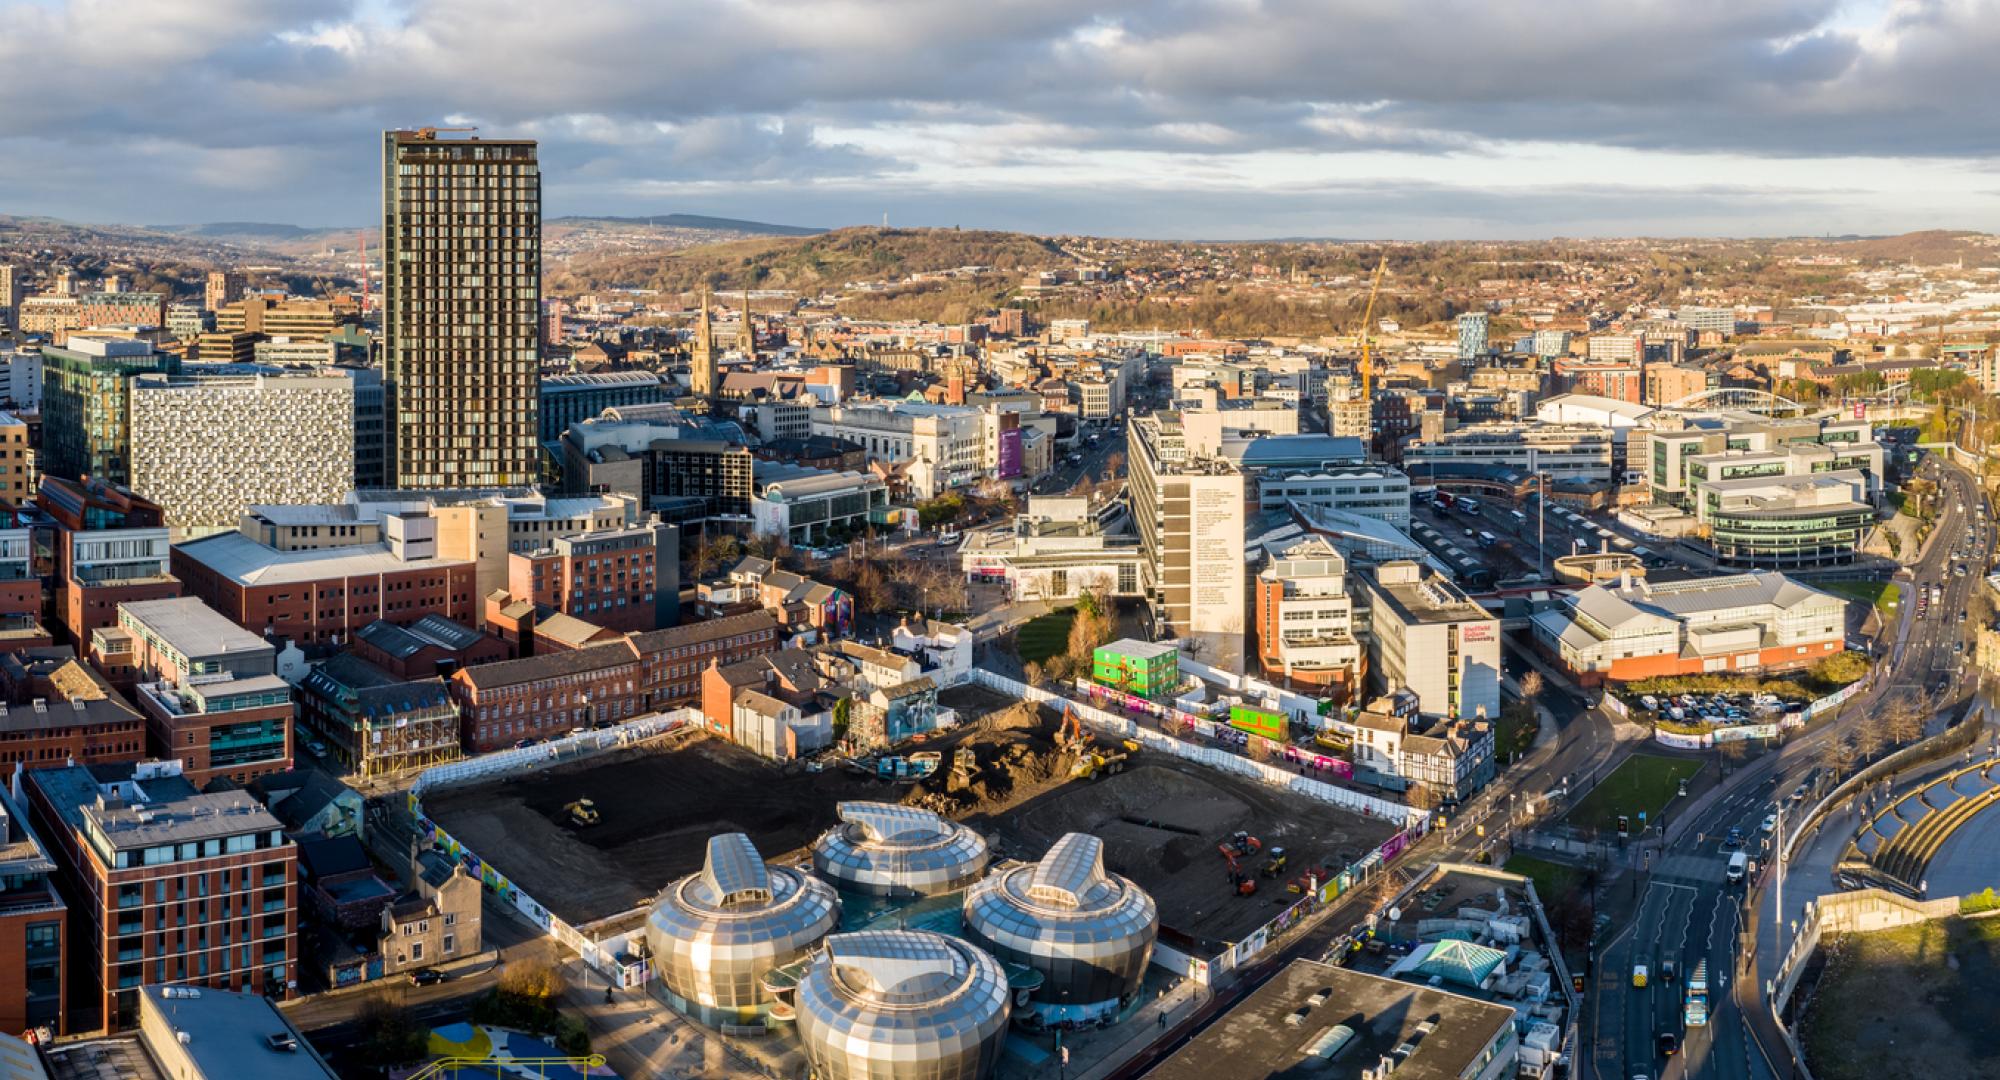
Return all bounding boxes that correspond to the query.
[1503,854,1582,905]
[1015,608,1077,664]
[1821,579,1902,612]
[1563,753,1706,833]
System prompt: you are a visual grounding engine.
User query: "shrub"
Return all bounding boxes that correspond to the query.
[1963,887,2000,915]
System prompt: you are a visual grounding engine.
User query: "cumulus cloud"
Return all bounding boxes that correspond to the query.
[0,0,1996,235]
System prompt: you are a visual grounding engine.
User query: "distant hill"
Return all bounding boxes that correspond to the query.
[550,226,1074,295]
[550,213,822,237]
[1824,230,1997,266]
[154,222,348,241]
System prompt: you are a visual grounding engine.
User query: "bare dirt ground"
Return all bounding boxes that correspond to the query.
[987,758,1399,952]
[422,691,1392,946]
[424,697,1068,925]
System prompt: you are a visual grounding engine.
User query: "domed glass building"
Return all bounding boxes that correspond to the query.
[811,801,989,897]
[795,930,1012,1080]
[962,832,1158,1027]
[644,832,840,1024]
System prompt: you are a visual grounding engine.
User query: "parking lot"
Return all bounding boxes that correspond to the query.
[1627,690,1804,726]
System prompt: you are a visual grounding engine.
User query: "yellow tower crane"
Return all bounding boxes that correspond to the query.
[1358,256,1388,398]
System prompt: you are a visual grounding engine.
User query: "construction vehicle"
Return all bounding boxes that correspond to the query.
[1683,960,1709,1027]
[1056,705,1089,753]
[1071,749,1131,780]
[951,746,979,781]
[563,799,601,827]
[1236,875,1258,897]
[1223,831,1263,857]
[1261,847,1289,878]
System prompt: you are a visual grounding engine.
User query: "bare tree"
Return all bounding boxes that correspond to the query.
[1819,733,1859,781]
[1884,702,1926,747]
[1852,720,1887,766]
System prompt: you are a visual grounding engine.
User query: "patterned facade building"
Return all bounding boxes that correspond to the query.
[127,373,356,534]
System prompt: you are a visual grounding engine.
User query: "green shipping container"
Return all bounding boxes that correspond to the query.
[1228,705,1287,742]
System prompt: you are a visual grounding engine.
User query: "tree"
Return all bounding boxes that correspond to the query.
[690,531,742,579]
[497,958,568,1002]
[851,559,893,615]
[1519,670,1544,709]
[1405,783,1441,812]
[355,995,427,1067]
[1819,733,1859,780]
[1023,660,1045,688]
[1884,702,1926,747]
[1852,720,1887,765]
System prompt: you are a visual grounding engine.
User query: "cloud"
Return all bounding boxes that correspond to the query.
[0,0,1998,235]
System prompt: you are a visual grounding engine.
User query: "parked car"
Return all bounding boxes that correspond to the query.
[410,968,448,986]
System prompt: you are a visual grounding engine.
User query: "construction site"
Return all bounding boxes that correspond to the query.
[422,685,1397,954]
[421,687,1083,925]
[985,754,1400,952]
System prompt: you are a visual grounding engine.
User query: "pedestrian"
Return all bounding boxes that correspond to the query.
[1160,1011,1169,1030]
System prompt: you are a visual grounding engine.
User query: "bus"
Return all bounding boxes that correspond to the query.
[1459,498,1482,515]
[1509,510,1529,526]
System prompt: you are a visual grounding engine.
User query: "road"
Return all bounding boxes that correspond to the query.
[1586,453,1991,1080]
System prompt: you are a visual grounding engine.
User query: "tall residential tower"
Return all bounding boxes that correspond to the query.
[381,129,542,489]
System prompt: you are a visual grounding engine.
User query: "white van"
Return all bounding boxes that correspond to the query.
[1510,510,1529,526]
[1478,530,1498,546]
[1726,851,1747,883]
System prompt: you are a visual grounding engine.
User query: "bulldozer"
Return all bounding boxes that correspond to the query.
[563,799,601,827]
[1260,847,1289,878]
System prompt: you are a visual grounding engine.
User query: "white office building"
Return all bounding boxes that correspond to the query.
[1364,561,1501,721]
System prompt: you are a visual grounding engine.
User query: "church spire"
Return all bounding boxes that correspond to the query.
[690,289,717,397]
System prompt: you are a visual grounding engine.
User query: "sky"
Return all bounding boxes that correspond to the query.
[5,0,2000,240]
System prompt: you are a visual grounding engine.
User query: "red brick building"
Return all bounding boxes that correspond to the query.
[0,647,146,771]
[37,478,182,644]
[1554,359,1644,404]
[449,642,645,752]
[24,760,297,1032]
[630,610,781,709]
[170,529,479,645]
[0,787,66,1036]
[504,521,676,634]
[351,615,509,680]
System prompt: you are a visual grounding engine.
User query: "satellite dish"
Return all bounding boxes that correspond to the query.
[1388,906,1403,922]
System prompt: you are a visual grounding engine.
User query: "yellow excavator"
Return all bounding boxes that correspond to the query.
[563,799,600,827]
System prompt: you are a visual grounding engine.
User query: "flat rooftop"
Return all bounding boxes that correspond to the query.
[137,985,336,1079]
[1143,959,1515,1080]
[32,763,283,851]
[173,531,470,587]
[118,597,268,661]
